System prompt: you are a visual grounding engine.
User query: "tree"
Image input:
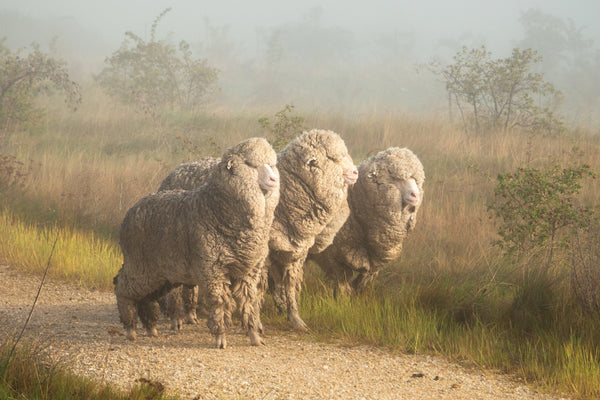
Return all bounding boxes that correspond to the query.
[95,8,218,116]
[518,8,593,72]
[518,9,600,119]
[431,46,563,134]
[0,39,81,131]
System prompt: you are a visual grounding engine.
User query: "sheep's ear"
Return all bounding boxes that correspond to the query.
[306,155,318,166]
[226,159,234,170]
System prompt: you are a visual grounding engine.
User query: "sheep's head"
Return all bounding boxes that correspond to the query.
[221,137,279,193]
[363,147,425,211]
[281,129,357,192]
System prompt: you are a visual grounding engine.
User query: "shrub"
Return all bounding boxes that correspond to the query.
[570,221,600,316]
[0,39,81,131]
[95,8,218,117]
[489,164,595,272]
[258,104,307,151]
[0,154,29,191]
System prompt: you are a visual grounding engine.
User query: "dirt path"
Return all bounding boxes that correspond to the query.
[0,265,567,400]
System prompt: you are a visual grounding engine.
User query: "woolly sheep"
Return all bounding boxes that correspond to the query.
[156,129,358,332]
[113,137,280,348]
[308,147,424,295]
[267,129,357,331]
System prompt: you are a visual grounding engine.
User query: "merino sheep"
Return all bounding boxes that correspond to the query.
[156,129,358,332]
[113,137,280,348]
[267,129,357,331]
[308,147,424,295]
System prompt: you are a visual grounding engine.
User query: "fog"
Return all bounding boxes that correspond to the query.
[2,0,599,118]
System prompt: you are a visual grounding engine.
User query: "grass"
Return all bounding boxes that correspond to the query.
[0,208,120,290]
[1,87,600,398]
[0,339,178,400]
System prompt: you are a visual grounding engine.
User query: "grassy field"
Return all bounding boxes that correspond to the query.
[1,87,600,398]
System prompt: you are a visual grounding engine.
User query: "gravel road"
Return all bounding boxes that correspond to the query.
[0,265,568,400]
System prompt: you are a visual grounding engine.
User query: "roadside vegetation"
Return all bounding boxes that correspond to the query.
[0,339,178,400]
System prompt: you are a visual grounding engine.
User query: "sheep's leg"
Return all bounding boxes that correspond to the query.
[284,256,308,332]
[205,279,233,349]
[254,266,270,334]
[352,270,379,293]
[182,284,199,324]
[166,287,184,331]
[324,266,354,298]
[116,295,138,341]
[138,299,160,337]
[232,275,264,346]
[266,252,289,314]
[114,269,139,340]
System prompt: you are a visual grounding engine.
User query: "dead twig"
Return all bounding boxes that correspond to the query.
[7,234,59,363]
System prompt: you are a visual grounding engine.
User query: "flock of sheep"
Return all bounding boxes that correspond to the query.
[113,129,425,348]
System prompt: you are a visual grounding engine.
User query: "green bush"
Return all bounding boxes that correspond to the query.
[95,8,219,117]
[489,164,595,269]
[0,40,81,131]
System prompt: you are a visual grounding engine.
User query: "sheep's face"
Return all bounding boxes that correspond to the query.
[397,177,420,207]
[296,129,357,187]
[221,137,279,193]
[257,163,280,191]
[340,155,358,186]
[363,147,425,210]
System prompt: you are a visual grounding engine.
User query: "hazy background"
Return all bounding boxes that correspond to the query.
[1,0,599,122]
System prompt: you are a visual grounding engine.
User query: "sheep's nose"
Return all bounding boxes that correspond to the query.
[410,192,420,204]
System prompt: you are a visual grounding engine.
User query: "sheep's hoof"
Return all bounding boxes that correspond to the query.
[215,335,227,349]
[146,327,158,337]
[289,314,308,332]
[248,330,265,346]
[126,329,137,341]
[170,318,183,331]
[185,312,199,325]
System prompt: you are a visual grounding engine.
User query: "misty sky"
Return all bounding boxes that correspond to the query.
[2,0,599,57]
[2,0,599,115]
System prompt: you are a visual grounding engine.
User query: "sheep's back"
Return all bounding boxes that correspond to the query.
[158,158,220,191]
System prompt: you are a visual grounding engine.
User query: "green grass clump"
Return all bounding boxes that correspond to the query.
[297,265,600,399]
[0,208,121,290]
[0,339,178,400]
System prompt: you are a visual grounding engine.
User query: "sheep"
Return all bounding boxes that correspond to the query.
[308,147,424,295]
[267,129,357,331]
[155,129,358,332]
[113,137,280,348]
